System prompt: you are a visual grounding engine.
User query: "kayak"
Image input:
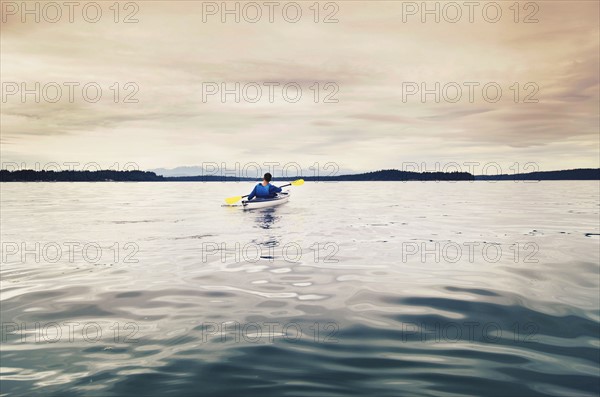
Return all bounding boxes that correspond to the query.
[242,192,290,210]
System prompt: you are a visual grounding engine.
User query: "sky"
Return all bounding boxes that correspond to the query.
[1,1,599,175]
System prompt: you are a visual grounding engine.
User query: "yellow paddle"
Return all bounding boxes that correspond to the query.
[225,179,304,204]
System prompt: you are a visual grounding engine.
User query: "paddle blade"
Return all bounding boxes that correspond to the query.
[291,179,304,186]
[225,196,243,204]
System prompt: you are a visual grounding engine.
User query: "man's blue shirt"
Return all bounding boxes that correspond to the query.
[247,183,282,200]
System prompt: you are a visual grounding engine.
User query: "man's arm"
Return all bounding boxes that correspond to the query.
[247,185,258,200]
[270,184,282,194]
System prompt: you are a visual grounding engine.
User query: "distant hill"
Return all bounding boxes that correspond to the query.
[150,166,359,178]
[165,175,253,182]
[474,168,600,180]
[149,166,205,177]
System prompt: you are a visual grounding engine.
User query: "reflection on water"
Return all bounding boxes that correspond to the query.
[251,208,282,261]
[0,182,598,396]
[252,208,280,230]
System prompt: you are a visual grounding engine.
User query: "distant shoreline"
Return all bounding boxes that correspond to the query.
[1,168,598,182]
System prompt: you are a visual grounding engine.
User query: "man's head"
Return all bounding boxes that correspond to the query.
[263,173,272,183]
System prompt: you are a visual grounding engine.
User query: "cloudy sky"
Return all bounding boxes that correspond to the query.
[1,1,598,174]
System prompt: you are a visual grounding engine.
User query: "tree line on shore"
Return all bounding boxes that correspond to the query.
[1,168,598,182]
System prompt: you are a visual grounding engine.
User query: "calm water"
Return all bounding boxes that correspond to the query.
[1,182,599,396]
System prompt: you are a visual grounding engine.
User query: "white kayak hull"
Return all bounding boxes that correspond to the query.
[242,192,289,210]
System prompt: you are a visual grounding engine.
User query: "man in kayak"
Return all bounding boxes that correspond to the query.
[247,173,282,200]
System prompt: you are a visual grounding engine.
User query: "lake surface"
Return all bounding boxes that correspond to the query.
[1,182,599,396]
